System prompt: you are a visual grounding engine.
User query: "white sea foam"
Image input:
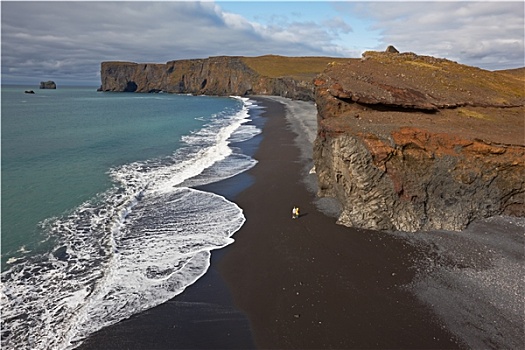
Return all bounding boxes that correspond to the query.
[228,124,261,144]
[1,97,258,350]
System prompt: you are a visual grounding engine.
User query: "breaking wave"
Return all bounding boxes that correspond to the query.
[1,97,258,350]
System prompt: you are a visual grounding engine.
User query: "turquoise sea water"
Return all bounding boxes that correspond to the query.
[3,87,203,257]
[1,85,261,349]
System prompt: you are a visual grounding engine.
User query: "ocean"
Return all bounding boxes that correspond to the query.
[1,85,262,349]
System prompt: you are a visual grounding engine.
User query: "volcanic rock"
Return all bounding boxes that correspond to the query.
[313,50,524,232]
[385,45,399,53]
[99,56,348,101]
[40,81,56,89]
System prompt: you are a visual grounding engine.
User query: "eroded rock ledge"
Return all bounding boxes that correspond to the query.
[313,50,524,232]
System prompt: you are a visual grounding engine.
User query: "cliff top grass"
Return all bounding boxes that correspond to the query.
[241,55,348,79]
[359,51,525,104]
[101,61,138,65]
[495,67,525,80]
[320,51,524,108]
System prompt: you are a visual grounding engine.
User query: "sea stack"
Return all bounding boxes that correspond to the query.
[40,81,57,89]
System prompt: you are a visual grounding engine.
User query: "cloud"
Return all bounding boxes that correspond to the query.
[1,1,523,85]
[323,16,353,35]
[1,1,353,85]
[346,1,524,70]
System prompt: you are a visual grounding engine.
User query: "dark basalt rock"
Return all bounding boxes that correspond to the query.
[40,81,56,89]
[98,56,346,101]
[385,45,399,53]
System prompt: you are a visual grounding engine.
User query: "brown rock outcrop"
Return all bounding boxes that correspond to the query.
[313,50,524,232]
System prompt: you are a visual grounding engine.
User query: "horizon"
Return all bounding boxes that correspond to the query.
[3,52,523,88]
[2,1,524,85]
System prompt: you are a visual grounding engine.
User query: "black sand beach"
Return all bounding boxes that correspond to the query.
[78,97,523,349]
[215,98,459,349]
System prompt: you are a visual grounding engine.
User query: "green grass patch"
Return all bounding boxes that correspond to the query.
[457,108,493,121]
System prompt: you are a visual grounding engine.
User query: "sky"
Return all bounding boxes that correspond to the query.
[1,1,524,86]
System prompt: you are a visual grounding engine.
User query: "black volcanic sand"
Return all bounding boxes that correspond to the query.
[78,97,466,349]
[393,215,525,350]
[216,98,462,349]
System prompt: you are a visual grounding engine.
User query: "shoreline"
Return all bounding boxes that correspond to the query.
[78,96,459,349]
[77,96,523,349]
[217,97,460,349]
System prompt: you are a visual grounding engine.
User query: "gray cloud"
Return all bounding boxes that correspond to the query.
[2,1,523,86]
[1,1,351,85]
[346,1,524,70]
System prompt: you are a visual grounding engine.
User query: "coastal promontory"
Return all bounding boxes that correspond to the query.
[99,56,348,100]
[313,50,524,232]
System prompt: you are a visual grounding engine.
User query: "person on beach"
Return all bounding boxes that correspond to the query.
[292,206,300,219]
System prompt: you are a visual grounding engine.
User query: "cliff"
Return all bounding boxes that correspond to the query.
[313,50,524,232]
[99,52,524,232]
[99,55,347,100]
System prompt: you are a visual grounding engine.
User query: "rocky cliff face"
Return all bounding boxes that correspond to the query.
[99,52,524,232]
[100,56,324,100]
[313,50,524,232]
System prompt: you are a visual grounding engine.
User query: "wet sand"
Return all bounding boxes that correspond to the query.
[78,96,523,349]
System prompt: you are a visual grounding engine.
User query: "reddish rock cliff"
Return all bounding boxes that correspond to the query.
[313,50,524,232]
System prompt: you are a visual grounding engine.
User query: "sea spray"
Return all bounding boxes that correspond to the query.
[1,95,258,350]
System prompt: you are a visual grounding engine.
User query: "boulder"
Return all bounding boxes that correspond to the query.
[385,45,399,53]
